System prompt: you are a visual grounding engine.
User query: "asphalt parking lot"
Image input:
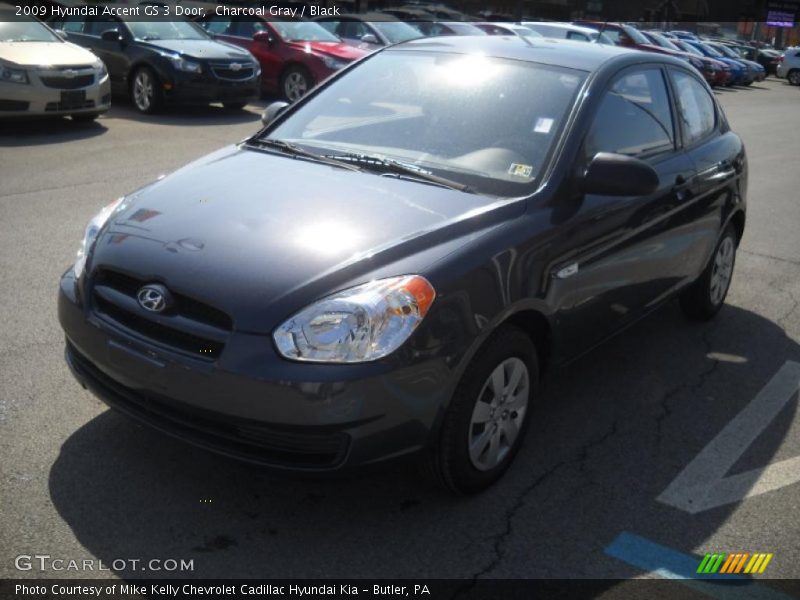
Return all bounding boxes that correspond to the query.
[1,78,799,589]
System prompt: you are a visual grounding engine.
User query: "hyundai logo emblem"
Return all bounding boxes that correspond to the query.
[137,284,172,313]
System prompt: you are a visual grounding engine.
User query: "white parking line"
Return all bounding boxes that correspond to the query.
[658,361,800,514]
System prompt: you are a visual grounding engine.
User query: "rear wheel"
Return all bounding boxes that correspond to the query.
[281,66,312,102]
[788,69,800,85]
[680,225,737,321]
[422,326,538,493]
[131,66,162,114]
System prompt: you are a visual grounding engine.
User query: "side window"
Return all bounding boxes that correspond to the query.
[316,21,338,35]
[237,19,266,38]
[670,69,716,145]
[87,17,121,37]
[585,68,675,159]
[202,15,234,36]
[340,21,368,39]
[567,31,589,41]
[61,17,87,34]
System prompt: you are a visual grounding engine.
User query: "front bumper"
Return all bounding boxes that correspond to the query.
[162,68,260,105]
[58,270,449,471]
[0,67,110,118]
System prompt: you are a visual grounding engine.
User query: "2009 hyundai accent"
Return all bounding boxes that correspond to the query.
[59,36,747,493]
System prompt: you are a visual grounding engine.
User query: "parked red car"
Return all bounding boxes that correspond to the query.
[196,17,368,101]
[641,30,730,86]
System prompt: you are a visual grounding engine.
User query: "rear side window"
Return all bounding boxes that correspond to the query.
[670,69,716,145]
[566,31,589,41]
[585,68,675,159]
[61,17,86,34]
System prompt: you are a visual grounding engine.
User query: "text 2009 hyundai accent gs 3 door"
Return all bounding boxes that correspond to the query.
[59,37,747,493]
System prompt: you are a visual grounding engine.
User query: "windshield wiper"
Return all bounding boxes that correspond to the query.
[247,138,363,172]
[324,153,474,193]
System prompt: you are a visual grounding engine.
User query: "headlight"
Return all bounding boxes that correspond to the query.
[167,55,202,73]
[321,55,348,70]
[73,198,125,278]
[0,65,28,84]
[274,275,436,363]
[93,59,108,78]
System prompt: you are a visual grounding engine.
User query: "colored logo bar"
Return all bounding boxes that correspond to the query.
[697,553,774,574]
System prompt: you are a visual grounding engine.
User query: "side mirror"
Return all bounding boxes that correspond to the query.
[253,31,273,45]
[581,152,659,196]
[360,33,379,45]
[261,100,290,126]
[54,29,68,40]
[100,29,123,43]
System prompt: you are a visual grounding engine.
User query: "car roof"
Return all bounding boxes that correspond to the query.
[524,22,598,34]
[390,34,666,72]
[321,12,400,22]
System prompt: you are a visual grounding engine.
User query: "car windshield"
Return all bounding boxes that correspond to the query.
[648,32,681,51]
[127,20,208,40]
[713,44,739,58]
[262,50,586,197]
[696,42,723,57]
[622,25,650,45]
[677,41,703,56]
[272,21,340,42]
[373,21,422,44]
[0,18,60,42]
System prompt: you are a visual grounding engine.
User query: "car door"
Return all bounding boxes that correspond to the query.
[234,19,283,92]
[548,65,698,356]
[667,67,739,276]
[85,16,130,91]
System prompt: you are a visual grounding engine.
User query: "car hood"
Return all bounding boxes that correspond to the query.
[93,145,515,333]
[0,41,97,67]
[286,40,368,61]
[140,39,251,61]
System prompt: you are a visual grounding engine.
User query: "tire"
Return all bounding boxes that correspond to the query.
[422,325,538,493]
[222,101,247,110]
[680,225,737,321]
[130,66,162,114]
[788,70,800,86]
[71,112,100,123]
[281,66,312,102]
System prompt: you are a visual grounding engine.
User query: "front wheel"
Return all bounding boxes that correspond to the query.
[131,66,162,114]
[788,70,800,85]
[281,66,312,102]
[680,225,737,321]
[422,326,538,493]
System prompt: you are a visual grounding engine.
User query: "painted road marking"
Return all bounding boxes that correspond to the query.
[605,532,791,600]
[657,361,800,514]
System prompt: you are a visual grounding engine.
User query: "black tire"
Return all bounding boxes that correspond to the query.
[280,65,313,102]
[788,70,800,86]
[71,112,100,123]
[130,66,162,114]
[422,325,538,494]
[222,101,248,110]
[680,225,738,321]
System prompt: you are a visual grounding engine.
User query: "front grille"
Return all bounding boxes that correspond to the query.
[46,100,95,112]
[90,268,232,361]
[40,74,94,89]
[210,62,256,81]
[0,99,29,111]
[67,342,350,469]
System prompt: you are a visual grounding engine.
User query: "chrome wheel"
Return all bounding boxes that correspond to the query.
[710,236,735,305]
[468,357,529,471]
[284,71,309,101]
[133,70,154,112]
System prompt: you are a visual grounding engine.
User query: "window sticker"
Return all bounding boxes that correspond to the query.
[508,163,533,178]
[534,117,554,134]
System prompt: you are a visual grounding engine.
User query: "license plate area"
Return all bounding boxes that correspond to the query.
[60,90,86,108]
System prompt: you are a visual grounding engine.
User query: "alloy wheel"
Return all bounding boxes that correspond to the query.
[789,71,800,85]
[133,70,154,112]
[710,236,735,305]
[468,357,530,471]
[284,72,309,102]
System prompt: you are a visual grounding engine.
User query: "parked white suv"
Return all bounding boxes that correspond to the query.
[776,47,800,85]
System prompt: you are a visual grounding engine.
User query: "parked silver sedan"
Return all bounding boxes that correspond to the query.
[0,16,110,121]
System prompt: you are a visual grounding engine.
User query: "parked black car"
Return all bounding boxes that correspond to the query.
[49,15,261,113]
[59,37,747,492]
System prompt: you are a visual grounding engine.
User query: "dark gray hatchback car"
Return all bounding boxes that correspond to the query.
[59,36,747,492]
